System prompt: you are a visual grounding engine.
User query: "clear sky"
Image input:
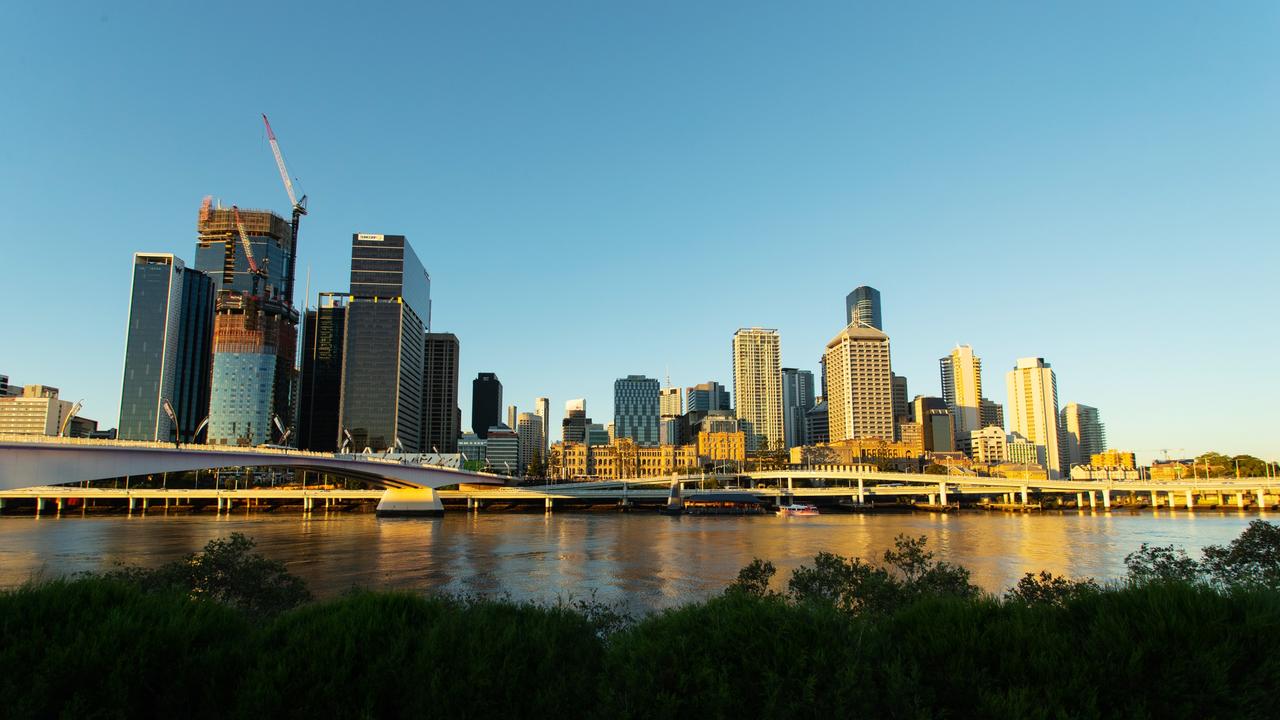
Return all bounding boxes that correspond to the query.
[2,2,1277,462]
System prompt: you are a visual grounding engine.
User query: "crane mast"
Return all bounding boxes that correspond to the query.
[262,114,306,306]
[232,206,265,296]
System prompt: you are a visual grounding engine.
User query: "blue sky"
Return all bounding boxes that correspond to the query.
[2,2,1277,461]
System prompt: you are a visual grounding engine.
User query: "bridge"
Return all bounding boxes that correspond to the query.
[1,436,1276,514]
[0,435,505,515]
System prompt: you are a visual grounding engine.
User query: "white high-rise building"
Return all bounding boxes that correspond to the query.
[940,345,982,436]
[732,328,783,451]
[1005,357,1063,479]
[535,396,550,450]
[1060,402,1106,469]
[659,386,682,417]
[823,325,894,442]
[516,412,544,471]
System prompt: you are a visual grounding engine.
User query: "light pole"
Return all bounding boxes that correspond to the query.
[161,399,180,448]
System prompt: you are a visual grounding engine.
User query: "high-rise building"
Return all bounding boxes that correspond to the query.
[458,433,486,464]
[732,328,783,451]
[197,204,298,447]
[1060,402,1106,469]
[332,234,430,454]
[562,399,588,444]
[685,381,731,413]
[913,396,955,453]
[980,398,1004,430]
[823,325,893,442]
[423,333,460,453]
[298,293,347,451]
[780,368,816,449]
[845,285,882,330]
[506,405,518,432]
[660,386,682,417]
[486,424,520,475]
[516,412,544,470]
[964,425,1008,464]
[614,375,660,446]
[891,373,909,422]
[939,345,982,436]
[118,253,214,443]
[805,399,830,446]
[534,397,550,451]
[472,373,503,440]
[1006,357,1063,479]
[0,385,75,436]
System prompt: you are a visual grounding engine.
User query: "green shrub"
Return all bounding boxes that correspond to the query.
[0,578,249,720]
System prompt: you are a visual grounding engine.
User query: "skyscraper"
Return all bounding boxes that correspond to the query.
[506,405,518,432]
[1060,402,1106,468]
[912,396,955,452]
[781,368,815,448]
[891,373,909,422]
[940,345,983,436]
[562,399,587,444]
[535,397,550,451]
[659,386,682,417]
[339,233,430,453]
[472,373,502,439]
[196,204,297,446]
[423,333,460,453]
[118,253,214,443]
[1006,357,1063,479]
[517,412,544,470]
[685,381,731,413]
[733,328,783,451]
[614,375,660,446]
[980,398,1004,430]
[298,293,347,451]
[845,285,882,330]
[823,325,893,442]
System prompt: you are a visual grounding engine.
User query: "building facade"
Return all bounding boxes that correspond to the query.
[823,325,893,442]
[534,397,550,452]
[964,425,1008,464]
[845,285,882,330]
[940,344,982,437]
[0,385,75,436]
[516,412,544,471]
[118,253,214,443]
[1006,357,1064,478]
[980,398,1005,430]
[472,373,503,439]
[685,381,731,413]
[485,425,519,474]
[297,293,347,451]
[614,375,660,446]
[781,368,816,449]
[732,328,783,451]
[1060,402,1106,469]
[423,333,460,453]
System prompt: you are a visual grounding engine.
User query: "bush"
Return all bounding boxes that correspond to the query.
[0,578,249,720]
[1004,571,1101,606]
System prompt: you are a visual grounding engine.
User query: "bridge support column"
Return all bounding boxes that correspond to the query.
[1020,487,1029,505]
[1076,492,1083,508]
[1237,492,1246,509]
[1256,489,1267,510]
[1088,491,1096,509]
[545,498,553,512]
[929,493,937,506]
[55,497,64,514]
[857,478,865,504]
[127,496,136,512]
[938,483,948,507]
[1102,490,1110,510]
[1151,491,1158,507]
[1168,491,1177,508]
[1185,490,1194,510]
[35,497,44,516]
[1004,492,1012,504]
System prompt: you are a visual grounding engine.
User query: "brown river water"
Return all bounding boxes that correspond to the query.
[0,509,1264,612]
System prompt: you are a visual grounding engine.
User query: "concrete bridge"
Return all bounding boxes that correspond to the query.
[0,435,505,514]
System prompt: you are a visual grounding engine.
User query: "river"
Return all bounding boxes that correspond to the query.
[0,509,1263,612]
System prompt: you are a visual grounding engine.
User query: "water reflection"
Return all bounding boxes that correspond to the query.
[0,511,1259,612]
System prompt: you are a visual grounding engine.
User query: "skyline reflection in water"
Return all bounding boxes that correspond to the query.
[0,510,1263,612]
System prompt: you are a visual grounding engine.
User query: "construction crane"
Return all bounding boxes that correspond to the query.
[262,114,306,305]
[232,205,265,296]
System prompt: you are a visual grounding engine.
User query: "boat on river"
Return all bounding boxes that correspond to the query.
[776,503,819,517]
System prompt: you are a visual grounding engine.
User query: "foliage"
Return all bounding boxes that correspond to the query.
[1190,451,1273,478]
[104,532,311,616]
[726,558,778,597]
[1004,571,1101,606]
[1124,521,1280,591]
[1124,542,1204,585]
[922,463,948,475]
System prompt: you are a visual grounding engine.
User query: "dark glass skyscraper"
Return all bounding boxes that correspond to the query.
[118,253,214,442]
[423,333,460,452]
[339,233,430,453]
[685,381,731,413]
[614,375,660,446]
[298,294,346,451]
[472,373,502,439]
[845,285,882,330]
[781,368,816,448]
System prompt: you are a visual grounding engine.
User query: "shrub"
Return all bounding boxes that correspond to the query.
[1004,571,1101,606]
[1202,519,1280,590]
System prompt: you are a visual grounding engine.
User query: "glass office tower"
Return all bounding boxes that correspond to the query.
[613,375,660,446]
[423,333,460,452]
[298,293,347,451]
[472,373,502,439]
[118,253,214,442]
[845,285,883,330]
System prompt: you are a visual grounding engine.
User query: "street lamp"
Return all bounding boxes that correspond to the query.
[161,399,180,448]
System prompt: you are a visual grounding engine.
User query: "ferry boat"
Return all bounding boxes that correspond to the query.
[776,503,819,517]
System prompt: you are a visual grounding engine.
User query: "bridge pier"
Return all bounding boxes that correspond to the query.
[545,497,553,512]
[1020,487,1029,505]
[127,496,136,512]
[1088,491,1096,509]
[1256,489,1266,510]
[857,478,865,504]
[1075,492,1082,508]
[1168,491,1177,508]
[1150,491,1158,507]
[928,493,936,506]
[1237,492,1246,509]
[1102,489,1110,510]
[938,483,948,507]
[35,497,44,516]
[1185,490,1195,510]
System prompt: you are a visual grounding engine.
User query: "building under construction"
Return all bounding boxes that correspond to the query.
[195,200,298,446]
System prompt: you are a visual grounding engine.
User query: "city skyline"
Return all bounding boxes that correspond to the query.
[2,3,1278,462]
